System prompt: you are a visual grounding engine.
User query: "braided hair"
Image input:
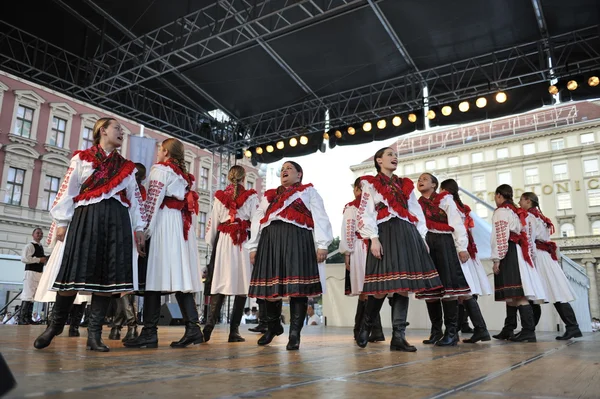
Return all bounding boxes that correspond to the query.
[228,165,246,199]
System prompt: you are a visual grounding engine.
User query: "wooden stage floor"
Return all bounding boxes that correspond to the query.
[1,325,599,399]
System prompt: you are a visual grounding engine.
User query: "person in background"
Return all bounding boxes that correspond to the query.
[19,228,48,325]
[3,312,17,325]
[307,305,320,326]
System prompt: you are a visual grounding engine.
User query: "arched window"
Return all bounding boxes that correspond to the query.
[592,221,600,236]
[560,223,575,238]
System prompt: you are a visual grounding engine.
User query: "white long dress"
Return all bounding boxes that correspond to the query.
[143,163,202,293]
[206,186,259,295]
[339,200,368,296]
[526,212,575,303]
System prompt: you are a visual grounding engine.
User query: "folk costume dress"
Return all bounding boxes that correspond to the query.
[340,198,368,296]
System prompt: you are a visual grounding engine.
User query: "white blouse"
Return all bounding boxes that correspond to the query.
[339,203,359,254]
[490,207,524,262]
[205,190,259,248]
[439,195,469,253]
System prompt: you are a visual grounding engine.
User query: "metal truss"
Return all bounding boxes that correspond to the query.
[232,26,600,149]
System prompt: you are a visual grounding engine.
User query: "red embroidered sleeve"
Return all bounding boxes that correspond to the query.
[495,220,509,259]
[144,179,165,226]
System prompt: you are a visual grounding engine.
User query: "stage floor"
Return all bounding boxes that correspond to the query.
[1,325,599,399]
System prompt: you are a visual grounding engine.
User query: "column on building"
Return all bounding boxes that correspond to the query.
[583,257,599,318]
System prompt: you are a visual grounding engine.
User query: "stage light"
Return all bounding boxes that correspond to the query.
[347,127,356,135]
[276,141,284,150]
[392,116,402,126]
[362,122,372,132]
[244,150,252,158]
[495,92,507,103]
[300,136,308,145]
[567,80,578,91]
[408,113,417,123]
[335,130,342,138]
[427,110,436,120]
[476,97,487,108]
[458,101,470,112]
[441,106,452,116]
[588,76,599,87]
[266,145,274,153]
[323,132,329,140]
[377,119,387,129]
[256,146,263,155]
[289,137,298,147]
[548,85,559,95]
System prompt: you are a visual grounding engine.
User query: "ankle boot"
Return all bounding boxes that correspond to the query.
[86,295,112,352]
[554,302,583,340]
[493,304,518,340]
[423,300,444,344]
[356,296,386,348]
[34,294,76,349]
[229,295,246,343]
[68,304,85,337]
[122,326,138,342]
[108,326,121,340]
[124,292,161,348]
[436,300,459,347]
[18,301,32,325]
[390,294,416,352]
[510,305,537,342]
[462,298,491,343]
[249,299,268,333]
[258,300,284,346]
[287,297,308,350]
[369,313,386,342]
[530,301,542,327]
[171,292,204,348]
[353,300,366,340]
[203,294,225,342]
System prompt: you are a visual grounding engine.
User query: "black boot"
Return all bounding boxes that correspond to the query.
[18,301,32,325]
[68,304,85,337]
[510,305,537,342]
[203,294,225,342]
[122,326,138,342]
[286,297,308,350]
[423,300,444,344]
[80,305,90,327]
[353,300,366,341]
[124,292,161,348]
[34,294,76,349]
[86,295,111,352]
[493,304,518,340]
[554,302,583,340]
[228,295,246,343]
[436,300,459,347]
[369,313,386,342]
[257,300,284,346]
[462,298,491,343]
[356,296,386,348]
[108,326,121,340]
[530,301,542,327]
[171,293,204,348]
[249,299,268,333]
[389,294,416,352]
[459,303,474,333]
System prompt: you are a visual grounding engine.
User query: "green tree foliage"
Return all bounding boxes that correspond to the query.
[326,236,345,264]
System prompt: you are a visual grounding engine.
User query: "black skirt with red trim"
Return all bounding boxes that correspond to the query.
[362,218,443,296]
[494,242,525,301]
[249,221,322,298]
[415,232,471,299]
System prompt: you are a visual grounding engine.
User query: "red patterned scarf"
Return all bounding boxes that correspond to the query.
[528,208,555,235]
[456,202,478,258]
[215,184,257,222]
[261,183,314,227]
[418,192,454,232]
[361,174,418,224]
[159,160,199,240]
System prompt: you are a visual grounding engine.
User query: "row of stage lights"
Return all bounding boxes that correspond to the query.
[548,75,599,94]
[244,135,309,157]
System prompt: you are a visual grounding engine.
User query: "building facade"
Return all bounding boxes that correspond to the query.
[0,71,263,305]
[351,100,600,318]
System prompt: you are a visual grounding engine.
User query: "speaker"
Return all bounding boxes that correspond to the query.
[159,303,184,326]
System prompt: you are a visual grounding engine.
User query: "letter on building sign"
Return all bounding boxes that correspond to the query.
[588,178,599,190]
[542,185,553,195]
[575,180,581,191]
[515,188,524,198]
[556,182,569,193]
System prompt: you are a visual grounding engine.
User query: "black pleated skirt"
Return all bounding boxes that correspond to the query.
[344,269,351,296]
[136,238,151,294]
[362,218,443,296]
[494,242,525,301]
[203,231,220,296]
[415,232,471,299]
[248,221,322,298]
[53,198,134,293]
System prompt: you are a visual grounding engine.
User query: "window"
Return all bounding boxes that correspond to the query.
[589,189,600,207]
[471,152,483,163]
[592,221,600,235]
[81,127,94,150]
[404,164,415,175]
[198,212,207,239]
[556,193,572,210]
[551,138,565,151]
[472,175,485,191]
[425,160,436,170]
[522,143,536,156]
[247,180,255,190]
[220,173,227,188]
[49,116,67,148]
[560,223,575,238]
[185,160,192,173]
[553,163,568,181]
[496,148,509,159]
[200,167,209,190]
[13,105,34,138]
[4,167,25,205]
[497,171,512,185]
[447,156,459,167]
[581,132,595,145]
[43,176,60,211]
[475,203,488,218]
[524,167,539,185]
[583,159,599,177]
